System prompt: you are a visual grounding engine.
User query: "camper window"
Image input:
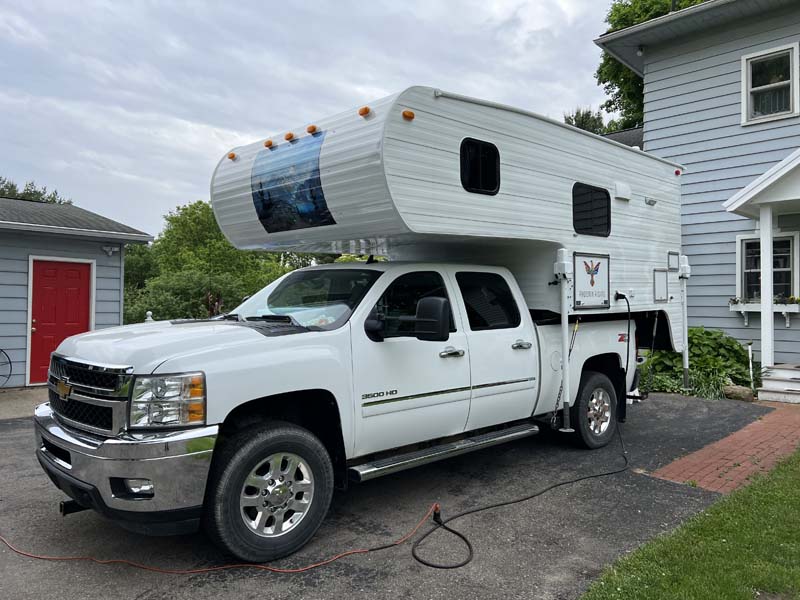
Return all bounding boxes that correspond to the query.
[460,138,500,195]
[572,183,611,237]
[455,272,521,331]
[374,271,456,337]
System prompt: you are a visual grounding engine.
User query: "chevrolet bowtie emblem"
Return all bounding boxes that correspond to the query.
[56,380,72,401]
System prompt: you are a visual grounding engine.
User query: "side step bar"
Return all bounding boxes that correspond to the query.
[348,422,539,482]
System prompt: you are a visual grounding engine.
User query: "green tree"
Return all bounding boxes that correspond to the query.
[124,201,291,323]
[564,107,607,134]
[596,0,708,129]
[0,176,72,204]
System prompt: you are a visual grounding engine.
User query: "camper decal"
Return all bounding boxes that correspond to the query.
[584,260,601,287]
[574,253,610,310]
[250,132,336,233]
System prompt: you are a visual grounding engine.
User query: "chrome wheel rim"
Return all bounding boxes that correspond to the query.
[239,452,315,538]
[587,388,611,435]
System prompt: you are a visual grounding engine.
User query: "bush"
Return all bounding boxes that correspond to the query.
[640,327,754,399]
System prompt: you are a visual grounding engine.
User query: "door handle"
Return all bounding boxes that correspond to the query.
[439,346,465,358]
[31,327,37,333]
[512,339,532,350]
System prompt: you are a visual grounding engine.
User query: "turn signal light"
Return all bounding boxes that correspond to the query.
[358,106,370,117]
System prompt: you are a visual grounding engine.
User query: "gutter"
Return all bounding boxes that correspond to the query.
[0,220,153,243]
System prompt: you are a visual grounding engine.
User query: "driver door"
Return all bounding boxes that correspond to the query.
[351,269,471,457]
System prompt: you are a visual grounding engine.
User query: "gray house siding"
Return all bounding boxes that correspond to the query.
[643,4,800,365]
[0,231,123,387]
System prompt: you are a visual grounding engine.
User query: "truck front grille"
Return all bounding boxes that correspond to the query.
[49,389,114,431]
[48,355,133,435]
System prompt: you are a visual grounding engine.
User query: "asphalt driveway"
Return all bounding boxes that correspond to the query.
[0,394,771,600]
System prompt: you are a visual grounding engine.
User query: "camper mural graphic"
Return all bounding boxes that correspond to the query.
[574,253,610,309]
[250,132,336,233]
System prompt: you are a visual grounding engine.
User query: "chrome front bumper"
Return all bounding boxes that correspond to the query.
[34,403,218,520]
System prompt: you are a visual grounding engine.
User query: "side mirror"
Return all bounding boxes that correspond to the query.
[364,307,385,342]
[414,297,450,342]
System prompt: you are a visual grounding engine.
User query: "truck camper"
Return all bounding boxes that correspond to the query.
[35,86,687,562]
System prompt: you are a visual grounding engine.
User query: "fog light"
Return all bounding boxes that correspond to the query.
[124,478,154,497]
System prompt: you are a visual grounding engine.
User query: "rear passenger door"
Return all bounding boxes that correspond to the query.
[451,269,539,431]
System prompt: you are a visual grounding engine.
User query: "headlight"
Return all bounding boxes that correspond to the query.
[130,372,206,428]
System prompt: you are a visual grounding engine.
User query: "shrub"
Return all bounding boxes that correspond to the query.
[640,327,753,399]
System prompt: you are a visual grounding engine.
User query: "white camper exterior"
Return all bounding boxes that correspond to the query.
[211,86,685,349]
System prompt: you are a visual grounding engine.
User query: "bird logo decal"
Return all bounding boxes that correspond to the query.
[584,260,601,287]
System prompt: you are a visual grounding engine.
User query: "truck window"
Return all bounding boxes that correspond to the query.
[455,272,521,331]
[460,138,500,195]
[375,271,455,337]
[572,182,611,237]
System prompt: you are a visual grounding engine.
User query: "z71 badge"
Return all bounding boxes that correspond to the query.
[361,389,398,401]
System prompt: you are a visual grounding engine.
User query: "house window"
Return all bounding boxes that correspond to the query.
[572,182,611,237]
[741,43,800,124]
[741,237,794,302]
[460,138,500,195]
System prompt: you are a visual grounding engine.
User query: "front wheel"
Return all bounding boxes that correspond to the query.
[570,371,617,449]
[204,421,334,562]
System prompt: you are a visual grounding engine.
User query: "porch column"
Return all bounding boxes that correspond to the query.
[759,204,775,367]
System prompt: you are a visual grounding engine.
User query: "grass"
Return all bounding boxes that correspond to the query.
[582,450,800,600]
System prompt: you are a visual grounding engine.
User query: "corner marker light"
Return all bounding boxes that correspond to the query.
[307,124,318,134]
[264,139,273,148]
[402,110,415,121]
[358,106,370,117]
[285,132,295,141]
[227,152,237,161]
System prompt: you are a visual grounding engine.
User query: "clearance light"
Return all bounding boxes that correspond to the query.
[358,106,371,117]
[674,169,681,176]
[307,124,318,134]
[264,139,273,148]
[227,152,237,161]
[285,132,295,141]
[402,110,415,121]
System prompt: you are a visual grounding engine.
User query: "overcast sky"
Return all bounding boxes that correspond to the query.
[0,0,612,236]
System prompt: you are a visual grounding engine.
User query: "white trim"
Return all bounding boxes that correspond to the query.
[25,256,97,387]
[734,230,800,301]
[740,42,800,126]
[724,147,800,215]
[0,220,152,242]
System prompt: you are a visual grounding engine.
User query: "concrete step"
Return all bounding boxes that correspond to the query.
[757,388,800,404]
[762,364,800,381]
[760,377,800,392]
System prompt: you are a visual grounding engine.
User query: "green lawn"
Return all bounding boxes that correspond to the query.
[582,450,800,600]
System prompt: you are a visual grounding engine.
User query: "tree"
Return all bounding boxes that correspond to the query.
[596,0,708,129]
[564,107,607,134]
[0,176,72,204]
[124,201,291,323]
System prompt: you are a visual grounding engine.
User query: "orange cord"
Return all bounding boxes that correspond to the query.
[0,503,437,575]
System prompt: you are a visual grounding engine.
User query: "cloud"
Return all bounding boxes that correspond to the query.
[0,0,611,236]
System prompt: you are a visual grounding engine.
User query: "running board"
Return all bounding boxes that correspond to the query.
[348,423,539,482]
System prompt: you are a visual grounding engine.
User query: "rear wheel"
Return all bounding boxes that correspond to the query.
[204,421,334,562]
[570,371,617,449]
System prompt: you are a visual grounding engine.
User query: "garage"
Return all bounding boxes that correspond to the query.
[0,197,151,388]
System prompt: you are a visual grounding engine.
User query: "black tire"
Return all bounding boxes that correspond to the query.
[570,371,617,449]
[203,421,334,562]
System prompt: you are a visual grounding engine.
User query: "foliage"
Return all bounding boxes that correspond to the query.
[563,107,608,134]
[582,449,800,599]
[123,201,294,323]
[639,327,754,398]
[0,176,72,204]
[595,0,709,129]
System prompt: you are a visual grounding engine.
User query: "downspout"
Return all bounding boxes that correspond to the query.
[679,255,692,388]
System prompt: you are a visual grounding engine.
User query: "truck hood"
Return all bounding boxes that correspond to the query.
[56,320,284,373]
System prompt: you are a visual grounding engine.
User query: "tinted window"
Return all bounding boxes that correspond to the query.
[572,183,610,237]
[460,138,500,195]
[456,272,520,331]
[374,272,455,337]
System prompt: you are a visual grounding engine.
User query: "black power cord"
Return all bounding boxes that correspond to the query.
[411,427,629,569]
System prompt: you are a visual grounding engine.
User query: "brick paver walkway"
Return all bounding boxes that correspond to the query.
[651,401,800,493]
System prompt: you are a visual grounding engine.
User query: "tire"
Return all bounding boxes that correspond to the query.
[203,421,334,562]
[570,371,617,449]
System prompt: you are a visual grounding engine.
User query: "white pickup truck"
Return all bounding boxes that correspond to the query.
[35,86,684,562]
[36,262,633,561]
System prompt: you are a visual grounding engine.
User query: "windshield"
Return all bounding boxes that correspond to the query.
[231,268,382,330]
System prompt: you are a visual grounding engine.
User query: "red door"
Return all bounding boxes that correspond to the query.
[29,260,91,384]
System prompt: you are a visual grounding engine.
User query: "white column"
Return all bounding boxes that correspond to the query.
[759,204,774,367]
